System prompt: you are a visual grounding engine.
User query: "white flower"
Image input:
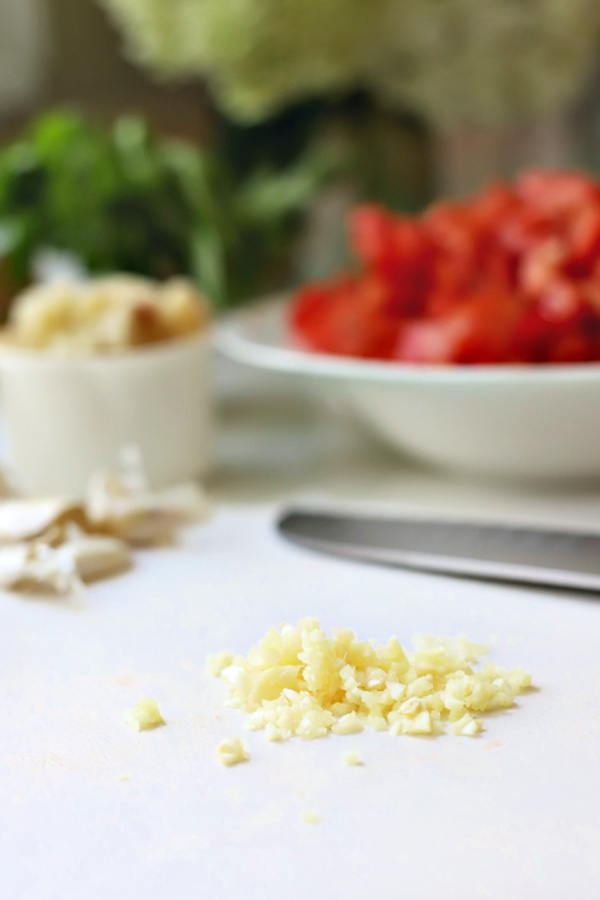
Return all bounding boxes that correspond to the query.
[100,0,600,124]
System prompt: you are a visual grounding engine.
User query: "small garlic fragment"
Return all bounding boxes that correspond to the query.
[342,751,363,766]
[127,698,164,731]
[217,737,249,767]
[449,713,483,736]
[206,651,235,677]
[301,811,321,825]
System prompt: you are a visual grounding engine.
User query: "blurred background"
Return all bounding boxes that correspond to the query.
[2,0,600,319]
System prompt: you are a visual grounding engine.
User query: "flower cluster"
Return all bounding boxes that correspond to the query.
[372,0,600,126]
[100,0,600,124]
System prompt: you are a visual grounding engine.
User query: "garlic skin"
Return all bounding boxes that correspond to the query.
[0,528,132,595]
[0,542,78,595]
[56,532,132,583]
[0,498,86,544]
[0,448,208,595]
[86,465,210,546]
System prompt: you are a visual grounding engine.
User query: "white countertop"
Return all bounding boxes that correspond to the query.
[3,360,600,899]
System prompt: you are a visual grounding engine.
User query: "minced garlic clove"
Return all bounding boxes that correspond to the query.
[127,698,164,731]
[449,713,483,736]
[206,651,235,677]
[208,619,532,742]
[217,737,249,767]
[301,811,321,825]
[342,751,363,766]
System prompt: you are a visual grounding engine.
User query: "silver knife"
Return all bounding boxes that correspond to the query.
[277,509,600,593]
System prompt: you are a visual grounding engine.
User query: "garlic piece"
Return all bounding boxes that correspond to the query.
[209,619,532,742]
[342,751,363,766]
[301,811,321,825]
[206,651,235,677]
[217,737,249,767]
[127,698,164,731]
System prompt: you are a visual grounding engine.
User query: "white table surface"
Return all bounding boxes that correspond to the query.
[3,360,600,900]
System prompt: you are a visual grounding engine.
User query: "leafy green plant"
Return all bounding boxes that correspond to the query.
[0,111,340,308]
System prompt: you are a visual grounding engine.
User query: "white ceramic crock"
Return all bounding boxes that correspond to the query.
[0,333,213,497]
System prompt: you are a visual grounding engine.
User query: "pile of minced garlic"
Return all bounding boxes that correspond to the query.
[207,619,531,740]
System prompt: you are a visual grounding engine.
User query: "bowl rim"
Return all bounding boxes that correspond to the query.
[218,295,600,385]
[0,327,212,369]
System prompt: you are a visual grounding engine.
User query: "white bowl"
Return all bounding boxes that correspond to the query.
[0,333,213,496]
[218,297,600,481]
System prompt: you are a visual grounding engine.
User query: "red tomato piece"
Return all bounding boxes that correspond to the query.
[518,238,566,298]
[395,288,522,364]
[468,182,519,232]
[565,204,600,273]
[537,279,583,325]
[349,204,432,315]
[512,308,595,363]
[290,274,400,359]
[548,333,591,363]
[424,202,479,264]
[516,169,600,217]
[497,205,550,257]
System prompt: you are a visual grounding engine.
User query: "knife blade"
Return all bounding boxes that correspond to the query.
[277,509,600,593]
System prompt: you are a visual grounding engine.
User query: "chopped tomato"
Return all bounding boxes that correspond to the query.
[291,274,400,359]
[565,205,600,272]
[518,238,566,298]
[289,168,600,365]
[537,279,582,325]
[395,288,522,364]
[516,169,600,217]
[349,204,432,315]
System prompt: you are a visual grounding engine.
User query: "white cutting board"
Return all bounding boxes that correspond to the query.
[2,505,599,900]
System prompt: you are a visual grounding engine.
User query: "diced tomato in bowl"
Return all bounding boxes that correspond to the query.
[219,168,600,480]
[289,169,600,366]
